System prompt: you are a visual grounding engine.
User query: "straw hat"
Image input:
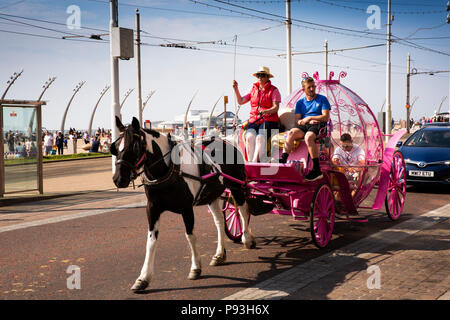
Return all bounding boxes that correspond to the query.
[252,66,274,78]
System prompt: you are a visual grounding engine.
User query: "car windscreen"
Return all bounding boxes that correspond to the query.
[405,129,450,147]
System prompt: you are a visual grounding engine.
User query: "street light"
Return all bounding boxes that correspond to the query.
[406,55,450,132]
[2,69,24,99]
[60,81,85,134]
[119,88,134,111]
[88,85,111,136]
[38,76,57,102]
[142,90,156,112]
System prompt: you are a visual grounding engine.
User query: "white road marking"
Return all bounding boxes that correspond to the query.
[0,201,147,234]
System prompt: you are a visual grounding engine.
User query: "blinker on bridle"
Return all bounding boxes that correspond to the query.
[115,131,148,180]
[115,130,173,182]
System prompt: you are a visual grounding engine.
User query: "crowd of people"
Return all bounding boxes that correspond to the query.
[418,115,448,127]
[41,127,112,156]
[4,130,37,159]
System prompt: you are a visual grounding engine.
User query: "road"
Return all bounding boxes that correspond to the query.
[0,158,449,300]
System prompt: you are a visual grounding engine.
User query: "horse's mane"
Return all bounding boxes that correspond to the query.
[142,128,161,138]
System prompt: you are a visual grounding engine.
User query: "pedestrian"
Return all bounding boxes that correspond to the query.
[43,130,53,156]
[56,131,64,155]
[233,66,281,162]
[83,131,89,144]
[89,135,100,153]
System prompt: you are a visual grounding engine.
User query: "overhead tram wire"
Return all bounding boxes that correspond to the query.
[0,29,109,44]
[0,12,109,34]
[313,0,442,7]
[314,0,446,15]
[209,0,387,37]
[189,0,388,41]
[0,15,91,38]
[87,0,254,20]
[0,25,433,77]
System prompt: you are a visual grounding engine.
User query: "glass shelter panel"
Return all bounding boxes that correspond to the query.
[3,106,38,193]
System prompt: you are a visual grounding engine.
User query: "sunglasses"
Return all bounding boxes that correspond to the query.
[256,73,268,78]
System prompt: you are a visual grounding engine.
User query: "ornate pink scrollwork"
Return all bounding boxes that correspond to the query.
[313,71,320,81]
[338,71,347,81]
[328,71,334,80]
[301,72,310,79]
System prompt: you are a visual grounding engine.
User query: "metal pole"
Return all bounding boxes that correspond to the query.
[286,0,292,94]
[1,69,24,100]
[207,95,223,135]
[224,96,228,135]
[110,0,120,172]
[385,0,392,138]
[406,53,411,133]
[60,81,85,134]
[119,88,134,110]
[29,76,56,132]
[142,90,155,112]
[89,85,110,136]
[136,9,143,126]
[36,104,43,194]
[325,40,328,79]
[37,77,56,102]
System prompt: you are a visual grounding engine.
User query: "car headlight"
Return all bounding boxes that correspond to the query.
[445,161,450,166]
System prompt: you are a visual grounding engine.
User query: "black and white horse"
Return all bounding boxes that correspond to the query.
[111,117,254,292]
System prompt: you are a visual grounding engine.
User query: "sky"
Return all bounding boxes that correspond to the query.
[0,0,449,131]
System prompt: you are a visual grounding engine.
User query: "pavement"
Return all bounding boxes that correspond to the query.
[0,156,449,300]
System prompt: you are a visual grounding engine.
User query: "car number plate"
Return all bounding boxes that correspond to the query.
[409,170,434,177]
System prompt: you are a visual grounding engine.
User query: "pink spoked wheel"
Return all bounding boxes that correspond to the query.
[222,192,250,243]
[385,151,406,221]
[310,182,335,248]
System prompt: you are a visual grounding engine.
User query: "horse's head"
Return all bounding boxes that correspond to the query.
[111,116,171,188]
[110,116,147,188]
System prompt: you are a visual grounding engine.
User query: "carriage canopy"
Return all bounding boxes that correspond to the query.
[280,71,384,204]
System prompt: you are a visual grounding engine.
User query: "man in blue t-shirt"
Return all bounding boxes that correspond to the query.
[279,77,331,181]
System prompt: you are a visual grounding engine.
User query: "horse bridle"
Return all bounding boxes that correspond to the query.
[114,130,174,182]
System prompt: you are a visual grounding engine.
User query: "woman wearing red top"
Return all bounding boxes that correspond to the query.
[233,66,281,162]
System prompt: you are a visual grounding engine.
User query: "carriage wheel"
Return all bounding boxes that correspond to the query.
[310,183,335,248]
[385,151,406,221]
[222,192,250,243]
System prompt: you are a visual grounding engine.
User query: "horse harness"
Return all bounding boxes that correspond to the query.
[126,133,225,206]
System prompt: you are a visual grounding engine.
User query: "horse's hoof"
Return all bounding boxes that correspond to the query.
[131,279,149,292]
[209,249,226,266]
[188,269,201,280]
[244,239,256,249]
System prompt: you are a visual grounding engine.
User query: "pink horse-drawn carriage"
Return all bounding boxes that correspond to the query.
[219,71,407,248]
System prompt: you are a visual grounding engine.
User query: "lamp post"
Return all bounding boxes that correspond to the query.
[88,85,110,136]
[28,76,57,132]
[135,9,143,125]
[110,0,121,172]
[142,90,156,112]
[206,94,223,135]
[407,63,450,129]
[385,0,392,139]
[119,88,134,111]
[1,69,24,99]
[285,0,292,95]
[37,77,57,102]
[60,81,85,134]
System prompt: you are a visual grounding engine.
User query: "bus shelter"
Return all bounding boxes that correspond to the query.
[0,99,45,197]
